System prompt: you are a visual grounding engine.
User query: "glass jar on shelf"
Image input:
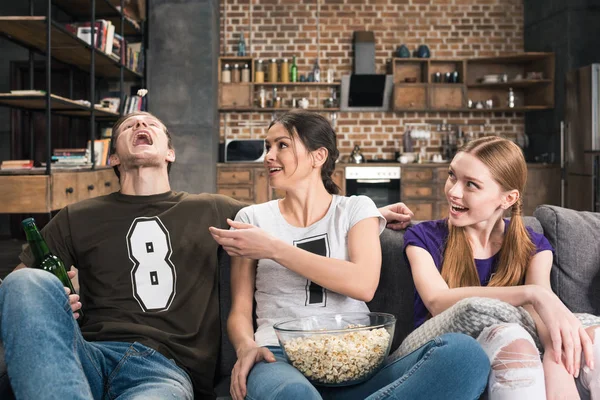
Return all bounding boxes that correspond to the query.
[221,63,231,83]
[268,58,278,83]
[280,58,289,83]
[232,64,241,83]
[241,64,250,83]
[255,59,265,83]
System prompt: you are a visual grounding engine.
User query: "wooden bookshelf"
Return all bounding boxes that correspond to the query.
[0,93,119,119]
[52,0,142,35]
[0,17,141,79]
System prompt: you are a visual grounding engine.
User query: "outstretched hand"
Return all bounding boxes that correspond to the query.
[66,270,82,319]
[379,202,414,230]
[209,219,279,260]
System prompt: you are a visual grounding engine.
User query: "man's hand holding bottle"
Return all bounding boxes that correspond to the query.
[66,270,82,319]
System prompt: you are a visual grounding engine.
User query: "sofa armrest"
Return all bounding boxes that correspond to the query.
[534,205,600,314]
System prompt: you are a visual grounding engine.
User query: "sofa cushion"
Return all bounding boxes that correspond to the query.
[534,205,600,314]
[367,228,414,352]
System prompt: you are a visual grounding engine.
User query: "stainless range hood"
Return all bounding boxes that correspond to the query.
[340,31,393,112]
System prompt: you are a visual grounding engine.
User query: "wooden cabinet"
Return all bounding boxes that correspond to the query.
[401,165,446,221]
[217,163,346,204]
[400,164,560,220]
[0,168,120,214]
[393,53,554,112]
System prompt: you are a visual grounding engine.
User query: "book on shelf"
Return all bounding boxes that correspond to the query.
[127,42,144,73]
[9,90,46,95]
[87,139,111,166]
[53,148,87,157]
[100,127,113,138]
[66,20,116,56]
[0,159,33,170]
[100,97,121,113]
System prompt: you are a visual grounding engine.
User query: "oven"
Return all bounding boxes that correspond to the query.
[345,166,401,207]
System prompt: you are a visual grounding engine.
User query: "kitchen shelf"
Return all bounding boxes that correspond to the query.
[254,82,340,87]
[219,107,340,113]
[392,53,554,112]
[0,93,120,119]
[467,79,552,88]
[393,106,551,113]
[468,53,552,63]
[0,17,142,80]
[52,0,142,35]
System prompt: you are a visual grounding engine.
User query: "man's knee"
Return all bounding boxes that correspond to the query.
[0,269,65,309]
[2,269,62,294]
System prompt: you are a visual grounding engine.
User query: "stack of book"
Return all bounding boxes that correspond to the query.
[0,160,33,170]
[52,148,90,168]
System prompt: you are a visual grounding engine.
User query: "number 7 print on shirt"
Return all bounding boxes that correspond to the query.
[294,234,330,307]
[126,217,177,312]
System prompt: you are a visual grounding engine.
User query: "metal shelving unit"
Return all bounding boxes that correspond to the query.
[0,0,146,214]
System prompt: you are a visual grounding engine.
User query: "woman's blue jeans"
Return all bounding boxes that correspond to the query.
[0,268,193,399]
[247,333,490,400]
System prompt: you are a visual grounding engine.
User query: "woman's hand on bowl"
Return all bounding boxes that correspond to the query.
[231,346,276,400]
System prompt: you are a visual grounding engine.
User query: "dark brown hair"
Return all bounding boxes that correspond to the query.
[268,110,340,194]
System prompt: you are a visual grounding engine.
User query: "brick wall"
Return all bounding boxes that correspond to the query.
[219,0,525,161]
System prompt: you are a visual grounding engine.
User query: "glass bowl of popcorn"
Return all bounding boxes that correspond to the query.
[273,312,396,386]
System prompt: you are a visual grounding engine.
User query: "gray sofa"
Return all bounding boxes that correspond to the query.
[2,205,600,398]
[214,204,600,397]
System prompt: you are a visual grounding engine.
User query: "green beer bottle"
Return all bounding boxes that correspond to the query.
[291,55,298,83]
[22,217,83,319]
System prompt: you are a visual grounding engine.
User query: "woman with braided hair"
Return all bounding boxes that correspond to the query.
[393,135,600,399]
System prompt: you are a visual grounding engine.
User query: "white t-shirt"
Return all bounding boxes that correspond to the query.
[234,195,386,347]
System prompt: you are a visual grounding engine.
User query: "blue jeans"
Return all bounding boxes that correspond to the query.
[0,269,193,399]
[246,333,490,400]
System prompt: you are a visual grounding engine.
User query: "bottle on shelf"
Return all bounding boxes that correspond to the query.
[237,32,246,57]
[221,63,231,83]
[508,87,515,108]
[312,58,321,82]
[281,58,289,83]
[255,59,265,83]
[232,64,241,83]
[291,56,298,83]
[22,218,84,320]
[268,59,278,83]
[272,87,278,107]
[241,63,250,83]
[259,86,266,108]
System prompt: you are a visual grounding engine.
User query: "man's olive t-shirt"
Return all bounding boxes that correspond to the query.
[20,191,244,399]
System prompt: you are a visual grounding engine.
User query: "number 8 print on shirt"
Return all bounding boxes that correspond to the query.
[126,217,177,312]
[294,233,329,307]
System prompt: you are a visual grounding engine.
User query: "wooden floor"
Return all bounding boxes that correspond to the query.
[0,239,25,279]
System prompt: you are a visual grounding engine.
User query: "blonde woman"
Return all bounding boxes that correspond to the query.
[395,136,600,399]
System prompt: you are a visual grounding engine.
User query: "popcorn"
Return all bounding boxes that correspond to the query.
[282,326,390,385]
[137,88,148,97]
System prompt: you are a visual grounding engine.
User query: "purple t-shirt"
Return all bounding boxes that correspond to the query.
[404,219,554,329]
